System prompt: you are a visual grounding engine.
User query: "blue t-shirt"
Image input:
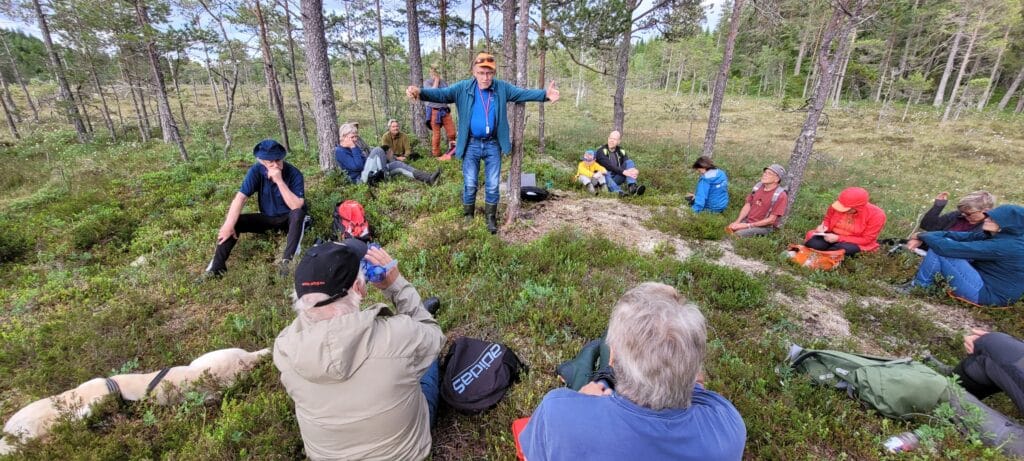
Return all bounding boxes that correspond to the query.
[521,385,746,461]
[238,162,304,217]
[470,85,496,138]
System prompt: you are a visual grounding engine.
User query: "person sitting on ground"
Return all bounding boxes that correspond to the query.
[727,164,788,237]
[685,156,729,213]
[905,190,996,252]
[803,186,887,256]
[201,139,306,278]
[335,122,440,186]
[423,65,457,160]
[379,119,417,162]
[518,282,747,461]
[594,130,645,196]
[901,204,1024,306]
[273,239,444,461]
[576,149,608,195]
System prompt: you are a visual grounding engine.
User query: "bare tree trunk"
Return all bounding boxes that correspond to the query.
[74,85,94,134]
[254,0,290,151]
[88,59,117,140]
[202,43,222,113]
[134,0,188,161]
[374,0,391,117]
[506,0,529,226]
[896,0,921,79]
[469,0,476,53]
[978,27,1010,110]
[440,0,448,79]
[536,0,548,156]
[301,0,340,171]
[199,0,240,156]
[122,60,148,141]
[1015,90,1024,114]
[874,30,895,102]
[484,7,492,50]
[364,51,380,137]
[784,0,864,223]
[830,28,856,107]
[501,0,516,79]
[0,88,19,139]
[794,30,807,76]
[0,70,20,123]
[169,55,190,135]
[998,64,1024,110]
[32,0,88,142]
[110,82,125,131]
[280,0,310,150]
[942,24,979,123]
[611,1,635,132]
[934,27,963,107]
[405,0,428,141]
[701,0,744,158]
[1,34,39,122]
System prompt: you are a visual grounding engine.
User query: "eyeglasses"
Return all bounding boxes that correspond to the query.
[475,56,495,64]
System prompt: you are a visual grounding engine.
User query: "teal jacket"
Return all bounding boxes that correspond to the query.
[419,78,547,159]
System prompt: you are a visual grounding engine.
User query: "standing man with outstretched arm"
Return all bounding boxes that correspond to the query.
[406,52,560,234]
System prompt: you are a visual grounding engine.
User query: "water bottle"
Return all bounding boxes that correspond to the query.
[883,431,920,453]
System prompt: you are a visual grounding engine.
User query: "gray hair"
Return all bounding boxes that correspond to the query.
[387,119,399,127]
[291,271,366,315]
[338,123,358,140]
[606,282,706,410]
[957,190,996,213]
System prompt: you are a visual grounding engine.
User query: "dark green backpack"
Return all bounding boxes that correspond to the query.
[787,346,951,420]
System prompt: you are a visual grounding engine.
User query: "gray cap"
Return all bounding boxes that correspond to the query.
[764,164,786,180]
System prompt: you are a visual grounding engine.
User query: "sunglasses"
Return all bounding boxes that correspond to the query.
[475,56,495,64]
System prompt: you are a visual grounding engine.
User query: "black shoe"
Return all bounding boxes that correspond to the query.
[428,168,441,185]
[367,170,386,187]
[463,204,475,221]
[893,281,914,295]
[195,269,223,284]
[277,259,293,277]
[423,296,441,316]
[634,185,646,196]
[617,190,627,198]
[627,183,638,195]
[485,203,499,234]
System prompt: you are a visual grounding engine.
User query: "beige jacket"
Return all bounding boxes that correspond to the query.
[273,276,444,460]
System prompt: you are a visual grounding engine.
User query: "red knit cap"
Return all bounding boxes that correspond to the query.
[831,187,869,212]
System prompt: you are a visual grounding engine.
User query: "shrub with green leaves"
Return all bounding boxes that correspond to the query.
[0,220,32,262]
[679,257,768,311]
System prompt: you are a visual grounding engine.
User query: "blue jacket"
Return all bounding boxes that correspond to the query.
[334,145,365,183]
[692,168,729,213]
[920,205,1024,306]
[418,78,548,159]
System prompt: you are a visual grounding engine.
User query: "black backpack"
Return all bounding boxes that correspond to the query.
[441,337,527,414]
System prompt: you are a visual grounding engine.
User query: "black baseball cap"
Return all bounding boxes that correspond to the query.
[294,239,368,306]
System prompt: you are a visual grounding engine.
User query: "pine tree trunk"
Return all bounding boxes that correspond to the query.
[942,24,979,123]
[1,34,39,122]
[168,55,190,135]
[74,86,94,134]
[0,88,19,139]
[32,0,88,142]
[874,31,896,102]
[374,0,391,117]
[794,30,807,76]
[0,71,20,123]
[934,27,963,107]
[469,0,476,53]
[998,64,1024,110]
[702,0,744,158]
[134,0,188,161]
[1015,90,1024,114]
[343,2,358,102]
[830,28,856,107]
[440,0,448,79]
[301,0,340,171]
[110,82,125,131]
[506,0,529,226]
[88,59,117,140]
[784,0,864,223]
[280,0,310,151]
[254,0,290,151]
[896,0,921,79]
[405,0,428,141]
[202,43,222,113]
[122,60,148,141]
[978,27,1010,111]
[611,0,635,132]
[537,0,548,156]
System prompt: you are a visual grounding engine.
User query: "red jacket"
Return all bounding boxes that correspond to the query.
[805,203,887,252]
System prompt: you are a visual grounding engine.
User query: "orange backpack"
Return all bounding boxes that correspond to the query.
[787,244,845,271]
[333,200,370,241]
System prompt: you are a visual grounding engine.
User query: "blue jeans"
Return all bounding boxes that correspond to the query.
[607,159,637,193]
[420,359,440,428]
[462,138,501,205]
[913,251,984,302]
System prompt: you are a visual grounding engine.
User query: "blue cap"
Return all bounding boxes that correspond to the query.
[582,149,596,160]
[253,139,287,161]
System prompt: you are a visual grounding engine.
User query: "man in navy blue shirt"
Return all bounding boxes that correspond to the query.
[406,52,560,234]
[201,139,306,279]
[519,283,746,461]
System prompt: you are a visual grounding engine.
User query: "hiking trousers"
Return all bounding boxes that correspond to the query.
[804,235,861,256]
[208,208,306,274]
[955,332,1024,413]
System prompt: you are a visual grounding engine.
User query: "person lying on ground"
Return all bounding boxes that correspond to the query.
[684,156,729,213]
[727,164,787,237]
[423,65,457,160]
[905,190,995,251]
[406,52,559,234]
[901,204,1024,307]
[273,239,444,461]
[576,149,608,196]
[594,130,645,196]
[335,122,440,186]
[803,186,887,256]
[518,282,747,461]
[379,119,417,162]
[200,139,306,279]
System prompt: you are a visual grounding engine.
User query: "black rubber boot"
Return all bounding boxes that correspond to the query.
[485,203,498,234]
[463,204,475,222]
[422,296,441,316]
[413,168,441,186]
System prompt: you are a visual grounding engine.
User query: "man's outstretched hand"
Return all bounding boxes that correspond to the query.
[546,81,560,103]
[406,86,421,100]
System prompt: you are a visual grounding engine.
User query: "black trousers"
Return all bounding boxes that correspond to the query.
[207,208,306,273]
[803,235,861,256]
[951,332,1024,456]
